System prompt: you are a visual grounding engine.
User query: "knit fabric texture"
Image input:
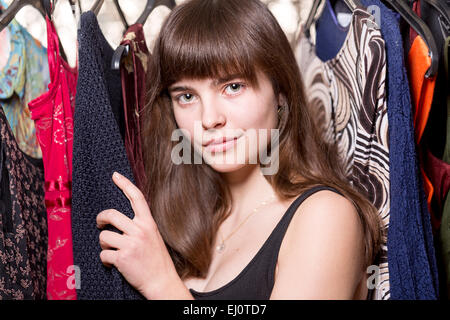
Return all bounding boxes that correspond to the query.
[71,11,144,300]
[361,0,439,299]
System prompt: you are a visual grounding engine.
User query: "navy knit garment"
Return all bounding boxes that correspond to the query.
[72,11,144,300]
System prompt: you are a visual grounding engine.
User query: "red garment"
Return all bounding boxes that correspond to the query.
[423,149,450,230]
[409,1,420,47]
[28,17,78,300]
[120,24,149,191]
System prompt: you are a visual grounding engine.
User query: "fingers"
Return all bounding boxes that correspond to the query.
[96,209,137,235]
[99,230,127,250]
[112,172,152,220]
[100,250,117,268]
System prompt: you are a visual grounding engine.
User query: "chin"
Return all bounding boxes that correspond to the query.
[207,162,249,173]
[200,145,255,173]
[198,138,265,173]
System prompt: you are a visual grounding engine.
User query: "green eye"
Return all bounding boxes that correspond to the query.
[179,93,195,103]
[225,83,243,95]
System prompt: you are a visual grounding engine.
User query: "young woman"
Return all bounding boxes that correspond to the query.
[96,0,383,300]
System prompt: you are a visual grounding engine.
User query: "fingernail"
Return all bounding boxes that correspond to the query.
[113,172,121,179]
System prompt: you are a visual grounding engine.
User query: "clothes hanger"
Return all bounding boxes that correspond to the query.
[0,0,52,32]
[111,0,176,70]
[0,0,68,62]
[89,0,129,30]
[304,0,439,78]
[421,0,450,36]
[90,0,104,15]
[112,0,129,31]
[419,0,450,51]
[410,0,450,19]
[68,0,79,15]
[135,0,176,25]
[384,0,439,78]
[304,0,362,39]
[304,0,322,39]
[111,44,129,70]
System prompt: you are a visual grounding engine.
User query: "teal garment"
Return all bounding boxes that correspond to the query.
[0,0,50,158]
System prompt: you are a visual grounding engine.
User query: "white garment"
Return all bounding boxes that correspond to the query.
[0,27,11,70]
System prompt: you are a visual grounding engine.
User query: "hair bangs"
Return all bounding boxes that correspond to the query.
[158,1,262,88]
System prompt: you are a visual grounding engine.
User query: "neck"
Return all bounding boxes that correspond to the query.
[221,164,276,219]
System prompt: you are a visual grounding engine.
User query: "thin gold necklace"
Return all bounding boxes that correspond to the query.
[216,193,277,253]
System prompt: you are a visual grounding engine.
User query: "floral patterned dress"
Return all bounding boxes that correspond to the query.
[29,17,78,300]
[0,0,49,300]
[0,98,47,300]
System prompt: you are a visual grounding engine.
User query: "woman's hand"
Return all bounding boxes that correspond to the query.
[96,172,191,299]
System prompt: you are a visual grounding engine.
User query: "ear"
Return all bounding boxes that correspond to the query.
[277,93,287,107]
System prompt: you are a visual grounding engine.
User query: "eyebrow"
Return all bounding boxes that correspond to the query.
[168,74,245,94]
[214,73,245,85]
[167,85,194,94]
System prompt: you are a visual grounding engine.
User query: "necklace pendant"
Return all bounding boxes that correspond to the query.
[216,242,225,253]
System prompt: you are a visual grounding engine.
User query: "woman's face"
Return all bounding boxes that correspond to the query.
[169,70,280,173]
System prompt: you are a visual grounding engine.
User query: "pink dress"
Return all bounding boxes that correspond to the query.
[28,17,78,300]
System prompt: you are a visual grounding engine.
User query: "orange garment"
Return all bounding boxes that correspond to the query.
[407,35,437,212]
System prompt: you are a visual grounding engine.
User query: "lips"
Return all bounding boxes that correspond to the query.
[203,135,242,153]
[203,136,237,147]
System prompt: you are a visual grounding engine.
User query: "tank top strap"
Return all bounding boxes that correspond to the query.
[259,185,344,275]
[45,16,62,82]
[273,185,343,239]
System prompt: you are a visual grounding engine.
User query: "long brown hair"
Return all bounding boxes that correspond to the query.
[142,0,382,280]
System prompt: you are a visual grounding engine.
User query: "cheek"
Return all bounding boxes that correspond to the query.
[174,108,195,132]
[234,97,278,161]
[236,96,277,130]
[173,109,203,151]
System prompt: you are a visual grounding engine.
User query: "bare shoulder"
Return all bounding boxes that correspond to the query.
[270,189,366,299]
[283,189,362,242]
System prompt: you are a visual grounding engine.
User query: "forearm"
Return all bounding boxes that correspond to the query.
[142,272,195,300]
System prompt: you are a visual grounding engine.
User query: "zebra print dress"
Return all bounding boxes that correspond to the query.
[294,7,390,300]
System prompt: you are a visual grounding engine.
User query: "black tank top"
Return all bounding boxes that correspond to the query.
[189,185,343,300]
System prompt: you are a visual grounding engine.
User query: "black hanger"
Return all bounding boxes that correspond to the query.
[68,0,78,16]
[110,0,177,70]
[384,0,439,78]
[421,0,450,36]
[42,0,52,16]
[0,0,52,32]
[90,0,104,15]
[0,0,68,62]
[89,0,129,30]
[304,0,321,39]
[135,0,176,25]
[304,0,362,39]
[112,0,129,30]
[111,44,129,70]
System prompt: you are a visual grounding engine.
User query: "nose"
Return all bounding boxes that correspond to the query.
[201,96,226,130]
